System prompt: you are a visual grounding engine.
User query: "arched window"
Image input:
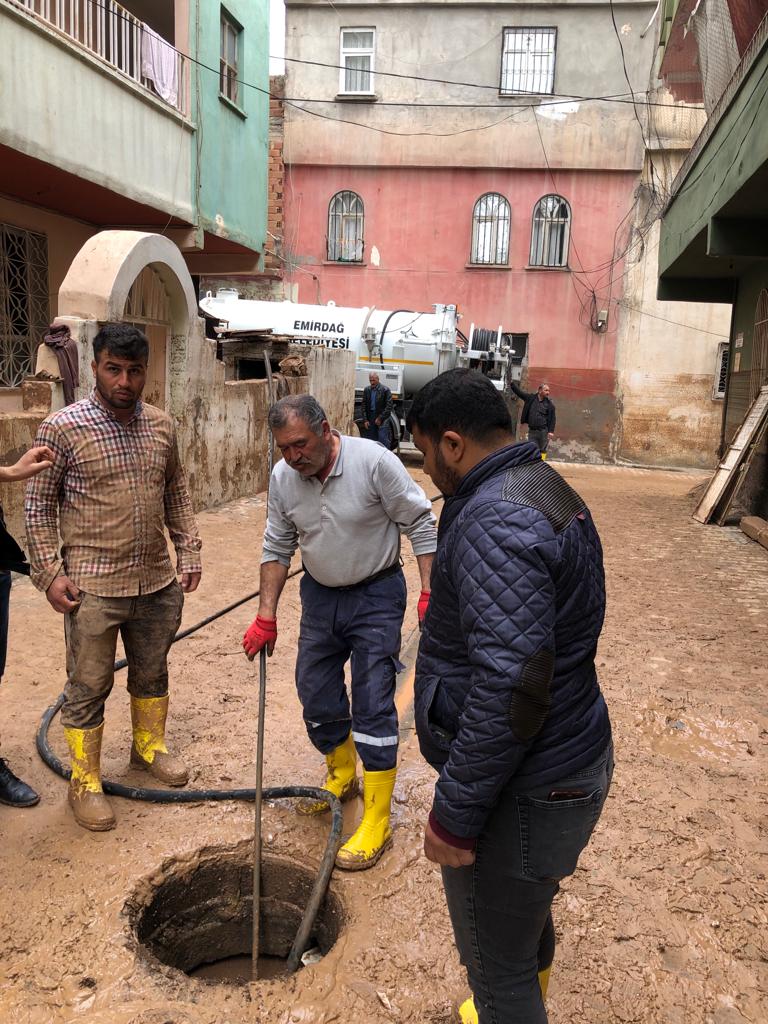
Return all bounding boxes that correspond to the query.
[327,191,364,263]
[470,193,511,265]
[530,194,571,268]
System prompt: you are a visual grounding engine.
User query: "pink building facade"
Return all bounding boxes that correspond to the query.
[282,0,731,465]
[284,164,637,452]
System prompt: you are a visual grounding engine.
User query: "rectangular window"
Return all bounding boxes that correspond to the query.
[339,28,375,94]
[220,10,241,105]
[713,342,729,399]
[501,28,556,95]
[0,224,50,388]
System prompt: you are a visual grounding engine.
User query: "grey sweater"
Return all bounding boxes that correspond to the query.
[262,433,437,587]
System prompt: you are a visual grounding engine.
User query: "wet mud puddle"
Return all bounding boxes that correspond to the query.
[189,954,287,983]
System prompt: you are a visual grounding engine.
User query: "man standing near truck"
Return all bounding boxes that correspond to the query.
[243,393,436,871]
[362,372,394,446]
[509,379,556,457]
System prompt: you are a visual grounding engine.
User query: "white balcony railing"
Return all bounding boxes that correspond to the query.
[10,0,186,115]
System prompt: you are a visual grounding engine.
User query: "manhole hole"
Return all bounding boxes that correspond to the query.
[126,845,344,984]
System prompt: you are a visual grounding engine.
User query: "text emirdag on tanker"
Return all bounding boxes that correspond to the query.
[292,319,351,349]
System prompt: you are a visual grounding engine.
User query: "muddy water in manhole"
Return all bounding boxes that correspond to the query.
[126,847,345,985]
[189,954,287,983]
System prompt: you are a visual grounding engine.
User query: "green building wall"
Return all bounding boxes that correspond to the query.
[191,0,269,255]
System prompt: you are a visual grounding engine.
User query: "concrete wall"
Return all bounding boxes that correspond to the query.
[192,0,270,253]
[615,136,732,468]
[0,199,96,319]
[0,2,194,223]
[284,0,657,169]
[167,323,356,506]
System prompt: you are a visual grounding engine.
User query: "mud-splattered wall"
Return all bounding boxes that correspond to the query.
[169,322,356,510]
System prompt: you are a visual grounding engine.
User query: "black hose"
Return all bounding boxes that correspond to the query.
[471,327,496,352]
[378,309,414,369]
[35,488,444,970]
[36,693,343,975]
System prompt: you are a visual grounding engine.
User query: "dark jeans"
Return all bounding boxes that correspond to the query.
[296,570,406,771]
[442,742,614,1023]
[365,421,390,446]
[528,428,549,453]
[0,570,10,679]
[62,580,183,729]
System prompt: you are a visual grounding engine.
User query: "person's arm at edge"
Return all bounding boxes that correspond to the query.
[24,422,67,594]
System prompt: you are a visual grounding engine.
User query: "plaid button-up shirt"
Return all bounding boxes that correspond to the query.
[25,392,202,597]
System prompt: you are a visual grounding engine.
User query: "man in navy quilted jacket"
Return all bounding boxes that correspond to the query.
[407,369,613,1024]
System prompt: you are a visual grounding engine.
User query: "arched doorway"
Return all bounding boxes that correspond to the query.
[123,265,172,409]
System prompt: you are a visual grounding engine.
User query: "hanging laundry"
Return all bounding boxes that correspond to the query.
[141,26,179,108]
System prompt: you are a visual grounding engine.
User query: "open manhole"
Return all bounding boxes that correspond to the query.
[126,845,344,984]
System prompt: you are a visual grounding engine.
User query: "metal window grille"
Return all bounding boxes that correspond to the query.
[220,10,240,104]
[529,194,571,268]
[713,342,729,399]
[500,27,556,95]
[11,0,186,114]
[339,28,375,93]
[0,224,50,388]
[327,191,364,262]
[470,193,511,265]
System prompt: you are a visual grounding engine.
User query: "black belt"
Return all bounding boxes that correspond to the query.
[305,559,403,592]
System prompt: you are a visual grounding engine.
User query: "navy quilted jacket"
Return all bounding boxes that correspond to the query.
[415,441,611,840]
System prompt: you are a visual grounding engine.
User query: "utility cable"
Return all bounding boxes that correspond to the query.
[29,0,705,116]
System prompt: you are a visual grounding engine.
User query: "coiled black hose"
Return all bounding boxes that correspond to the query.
[35,564,338,976]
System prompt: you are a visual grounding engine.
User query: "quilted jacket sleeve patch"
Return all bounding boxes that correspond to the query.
[432,501,556,839]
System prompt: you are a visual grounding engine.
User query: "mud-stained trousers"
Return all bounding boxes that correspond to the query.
[295,569,406,771]
[442,742,614,1024]
[62,580,183,729]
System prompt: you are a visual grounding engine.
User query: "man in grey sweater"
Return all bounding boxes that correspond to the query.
[243,394,436,870]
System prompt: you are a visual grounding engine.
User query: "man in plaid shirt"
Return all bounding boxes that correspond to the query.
[25,323,202,831]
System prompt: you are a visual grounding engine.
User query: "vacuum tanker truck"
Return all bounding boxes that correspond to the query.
[199,290,523,449]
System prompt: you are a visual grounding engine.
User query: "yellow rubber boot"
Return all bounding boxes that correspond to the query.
[297,733,359,815]
[457,968,551,1022]
[335,767,395,871]
[65,723,116,831]
[129,695,188,786]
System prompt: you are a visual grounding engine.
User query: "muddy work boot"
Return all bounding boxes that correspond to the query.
[296,733,359,816]
[129,695,189,786]
[335,767,395,871]
[456,967,551,1022]
[0,758,40,808]
[65,723,116,831]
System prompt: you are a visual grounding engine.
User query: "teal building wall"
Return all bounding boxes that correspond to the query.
[191,0,269,255]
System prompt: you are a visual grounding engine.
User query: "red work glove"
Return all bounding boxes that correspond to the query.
[243,615,278,659]
[417,590,431,629]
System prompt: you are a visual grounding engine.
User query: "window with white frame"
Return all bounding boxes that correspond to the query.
[501,28,557,95]
[339,28,375,94]
[530,194,571,268]
[470,193,511,265]
[713,342,729,399]
[220,9,241,105]
[327,191,365,262]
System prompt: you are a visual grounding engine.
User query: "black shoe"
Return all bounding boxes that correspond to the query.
[0,758,40,807]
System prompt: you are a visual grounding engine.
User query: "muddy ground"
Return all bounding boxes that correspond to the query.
[0,459,766,1024]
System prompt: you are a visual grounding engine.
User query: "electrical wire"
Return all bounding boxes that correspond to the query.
[30,0,705,120]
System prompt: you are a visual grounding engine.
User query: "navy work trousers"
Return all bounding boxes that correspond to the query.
[295,569,406,771]
[442,742,614,1023]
